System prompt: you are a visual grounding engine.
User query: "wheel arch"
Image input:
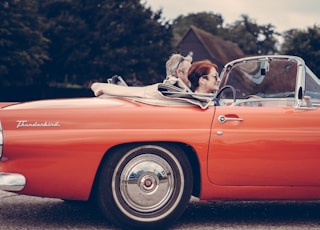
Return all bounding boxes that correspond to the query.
[89,141,201,202]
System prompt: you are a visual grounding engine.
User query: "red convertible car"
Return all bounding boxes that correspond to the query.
[0,55,319,229]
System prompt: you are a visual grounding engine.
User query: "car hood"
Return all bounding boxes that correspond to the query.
[1,97,125,110]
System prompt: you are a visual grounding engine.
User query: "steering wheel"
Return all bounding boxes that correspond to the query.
[214,85,236,105]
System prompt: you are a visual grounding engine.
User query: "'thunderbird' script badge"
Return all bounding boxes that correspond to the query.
[16,120,60,128]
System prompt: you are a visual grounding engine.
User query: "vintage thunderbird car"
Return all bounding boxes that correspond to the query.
[0,55,319,229]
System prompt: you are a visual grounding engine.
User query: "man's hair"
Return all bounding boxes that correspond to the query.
[166,53,192,77]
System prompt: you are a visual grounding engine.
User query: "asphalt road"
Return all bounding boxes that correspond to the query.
[1,191,320,229]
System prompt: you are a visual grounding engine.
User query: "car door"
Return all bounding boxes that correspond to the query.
[208,105,320,186]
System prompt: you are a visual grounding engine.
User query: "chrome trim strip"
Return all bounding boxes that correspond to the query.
[0,172,26,191]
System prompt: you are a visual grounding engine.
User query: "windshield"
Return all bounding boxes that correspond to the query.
[223,58,297,98]
[305,66,320,99]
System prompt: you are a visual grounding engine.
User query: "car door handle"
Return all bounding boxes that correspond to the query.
[218,115,243,124]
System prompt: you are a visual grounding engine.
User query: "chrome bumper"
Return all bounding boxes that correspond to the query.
[0,172,26,191]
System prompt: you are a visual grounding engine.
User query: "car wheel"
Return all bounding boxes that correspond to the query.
[95,144,193,229]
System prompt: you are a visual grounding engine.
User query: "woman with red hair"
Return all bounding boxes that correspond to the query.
[188,60,221,94]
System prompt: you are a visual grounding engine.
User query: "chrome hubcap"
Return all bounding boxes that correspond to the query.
[119,153,174,213]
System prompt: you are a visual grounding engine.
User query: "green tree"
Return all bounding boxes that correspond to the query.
[281,26,320,78]
[39,0,91,86]
[39,0,173,86]
[89,0,172,85]
[226,15,279,55]
[0,0,49,86]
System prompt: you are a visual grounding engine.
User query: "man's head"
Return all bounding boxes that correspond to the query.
[166,53,192,87]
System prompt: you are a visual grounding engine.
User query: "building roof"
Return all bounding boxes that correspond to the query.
[177,25,245,68]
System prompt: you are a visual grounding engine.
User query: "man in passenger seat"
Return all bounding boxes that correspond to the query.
[164,53,193,89]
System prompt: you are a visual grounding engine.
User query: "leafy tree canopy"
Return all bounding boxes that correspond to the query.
[281,26,320,77]
[0,0,49,86]
[39,0,172,86]
[1,0,172,87]
[226,15,279,55]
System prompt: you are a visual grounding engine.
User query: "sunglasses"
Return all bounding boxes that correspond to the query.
[202,72,220,81]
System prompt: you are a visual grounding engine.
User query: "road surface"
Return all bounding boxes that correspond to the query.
[1,191,320,229]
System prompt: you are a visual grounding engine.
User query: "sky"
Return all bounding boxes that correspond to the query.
[143,0,319,33]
